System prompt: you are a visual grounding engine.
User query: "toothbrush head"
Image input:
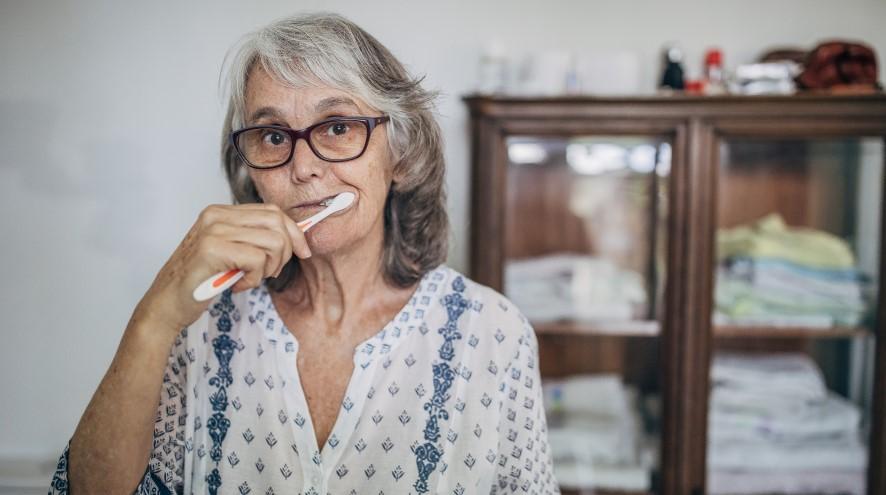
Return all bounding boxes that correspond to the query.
[324,191,356,213]
[297,191,356,232]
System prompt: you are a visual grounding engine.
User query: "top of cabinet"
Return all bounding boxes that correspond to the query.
[463,93,886,120]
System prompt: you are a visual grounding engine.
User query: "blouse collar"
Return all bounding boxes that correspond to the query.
[245,264,448,367]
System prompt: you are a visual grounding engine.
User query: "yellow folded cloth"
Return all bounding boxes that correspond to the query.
[717,213,855,269]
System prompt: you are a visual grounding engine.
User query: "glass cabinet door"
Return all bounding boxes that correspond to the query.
[706,137,884,495]
[503,135,671,494]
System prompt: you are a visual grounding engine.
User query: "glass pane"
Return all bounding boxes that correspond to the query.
[707,137,883,495]
[503,135,671,493]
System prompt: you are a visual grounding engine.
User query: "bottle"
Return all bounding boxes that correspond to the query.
[703,48,727,95]
[660,45,685,91]
[477,41,508,95]
[564,54,581,95]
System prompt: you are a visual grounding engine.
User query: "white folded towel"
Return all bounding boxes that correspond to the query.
[505,253,647,322]
[711,353,827,401]
[544,373,632,419]
[708,468,865,495]
[709,391,861,443]
[707,435,867,471]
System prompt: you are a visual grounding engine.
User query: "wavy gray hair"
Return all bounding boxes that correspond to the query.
[219,12,448,291]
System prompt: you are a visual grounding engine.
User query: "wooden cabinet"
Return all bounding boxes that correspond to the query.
[464,94,886,495]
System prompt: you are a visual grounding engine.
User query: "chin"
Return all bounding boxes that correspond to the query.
[304,225,356,255]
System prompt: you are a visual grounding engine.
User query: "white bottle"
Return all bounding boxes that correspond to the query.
[477,41,508,95]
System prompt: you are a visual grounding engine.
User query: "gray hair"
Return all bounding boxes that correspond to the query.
[219,12,448,291]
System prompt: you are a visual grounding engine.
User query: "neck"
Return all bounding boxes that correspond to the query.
[276,215,390,334]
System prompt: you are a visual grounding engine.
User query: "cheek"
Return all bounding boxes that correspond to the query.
[335,160,391,208]
[356,176,391,225]
[249,169,287,202]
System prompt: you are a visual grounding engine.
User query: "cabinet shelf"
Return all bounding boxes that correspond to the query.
[533,320,870,339]
[561,489,650,495]
[534,320,659,337]
[714,324,870,339]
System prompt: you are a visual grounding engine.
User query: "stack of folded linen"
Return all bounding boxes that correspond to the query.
[715,213,868,327]
[707,353,867,495]
[543,374,654,492]
[505,253,647,322]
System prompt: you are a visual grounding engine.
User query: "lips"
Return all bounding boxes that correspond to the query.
[294,195,338,208]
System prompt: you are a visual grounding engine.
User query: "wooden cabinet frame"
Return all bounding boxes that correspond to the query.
[464,95,886,495]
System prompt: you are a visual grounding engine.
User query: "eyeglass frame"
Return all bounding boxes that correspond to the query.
[230,115,391,169]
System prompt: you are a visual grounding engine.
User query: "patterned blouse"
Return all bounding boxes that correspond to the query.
[49,264,559,494]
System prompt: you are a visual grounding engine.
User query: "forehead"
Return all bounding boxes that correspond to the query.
[244,66,371,123]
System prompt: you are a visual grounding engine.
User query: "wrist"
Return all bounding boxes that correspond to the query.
[128,296,186,343]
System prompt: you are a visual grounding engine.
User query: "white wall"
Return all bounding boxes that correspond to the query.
[2,0,885,478]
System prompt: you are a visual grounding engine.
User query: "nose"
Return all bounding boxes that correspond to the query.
[289,138,326,183]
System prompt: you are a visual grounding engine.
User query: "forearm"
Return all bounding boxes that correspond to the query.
[68,304,180,494]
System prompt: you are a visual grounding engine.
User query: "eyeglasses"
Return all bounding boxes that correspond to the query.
[231,115,390,169]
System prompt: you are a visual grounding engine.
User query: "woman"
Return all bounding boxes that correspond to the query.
[49,12,558,495]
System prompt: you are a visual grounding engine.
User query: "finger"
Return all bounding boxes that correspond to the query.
[234,203,311,257]
[204,239,268,293]
[207,224,291,277]
[278,212,312,259]
[208,205,312,259]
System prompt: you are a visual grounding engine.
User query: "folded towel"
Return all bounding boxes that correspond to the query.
[707,352,867,476]
[711,353,827,401]
[715,274,865,326]
[554,460,651,492]
[717,213,856,269]
[722,257,864,304]
[548,425,638,466]
[544,375,644,466]
[710,392,861,443]
[543,373,633,419]
[708,468,865,495]
[707,435,867,471]
[505,254,646,322]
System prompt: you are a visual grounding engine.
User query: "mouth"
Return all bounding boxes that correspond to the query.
[294,194,339,209]
[291,193,356,224]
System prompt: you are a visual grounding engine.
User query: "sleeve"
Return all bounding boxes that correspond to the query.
[49,327,191,495]
[490,320,560,494]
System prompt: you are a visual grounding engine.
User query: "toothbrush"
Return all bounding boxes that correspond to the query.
[192,192,356,302]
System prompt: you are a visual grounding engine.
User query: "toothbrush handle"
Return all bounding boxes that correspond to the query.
[193,268,245,301]
[192,218,317,302]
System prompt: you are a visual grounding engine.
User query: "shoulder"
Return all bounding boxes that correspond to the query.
[430,265,538,359]
[430,265,529,320]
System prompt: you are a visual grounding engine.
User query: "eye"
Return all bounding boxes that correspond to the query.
[327,122,350,136]
[262,130,287,146]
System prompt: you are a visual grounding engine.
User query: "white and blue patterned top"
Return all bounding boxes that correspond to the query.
[49,265,559,494]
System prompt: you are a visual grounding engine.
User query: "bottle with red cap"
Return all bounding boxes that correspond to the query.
[704,48,727,95]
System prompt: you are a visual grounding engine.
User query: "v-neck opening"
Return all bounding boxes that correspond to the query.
[245,264,447,478]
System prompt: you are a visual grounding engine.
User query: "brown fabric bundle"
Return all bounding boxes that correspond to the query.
[796,41,880,91]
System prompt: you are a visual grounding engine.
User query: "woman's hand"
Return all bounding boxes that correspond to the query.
[136,203,312,333]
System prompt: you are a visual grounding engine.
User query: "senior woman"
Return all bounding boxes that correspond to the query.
[49,12,557,495]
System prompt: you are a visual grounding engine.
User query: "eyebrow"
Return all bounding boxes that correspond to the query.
[314,96,360,113]
[247,107,285,124]
[247,97,361,125]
